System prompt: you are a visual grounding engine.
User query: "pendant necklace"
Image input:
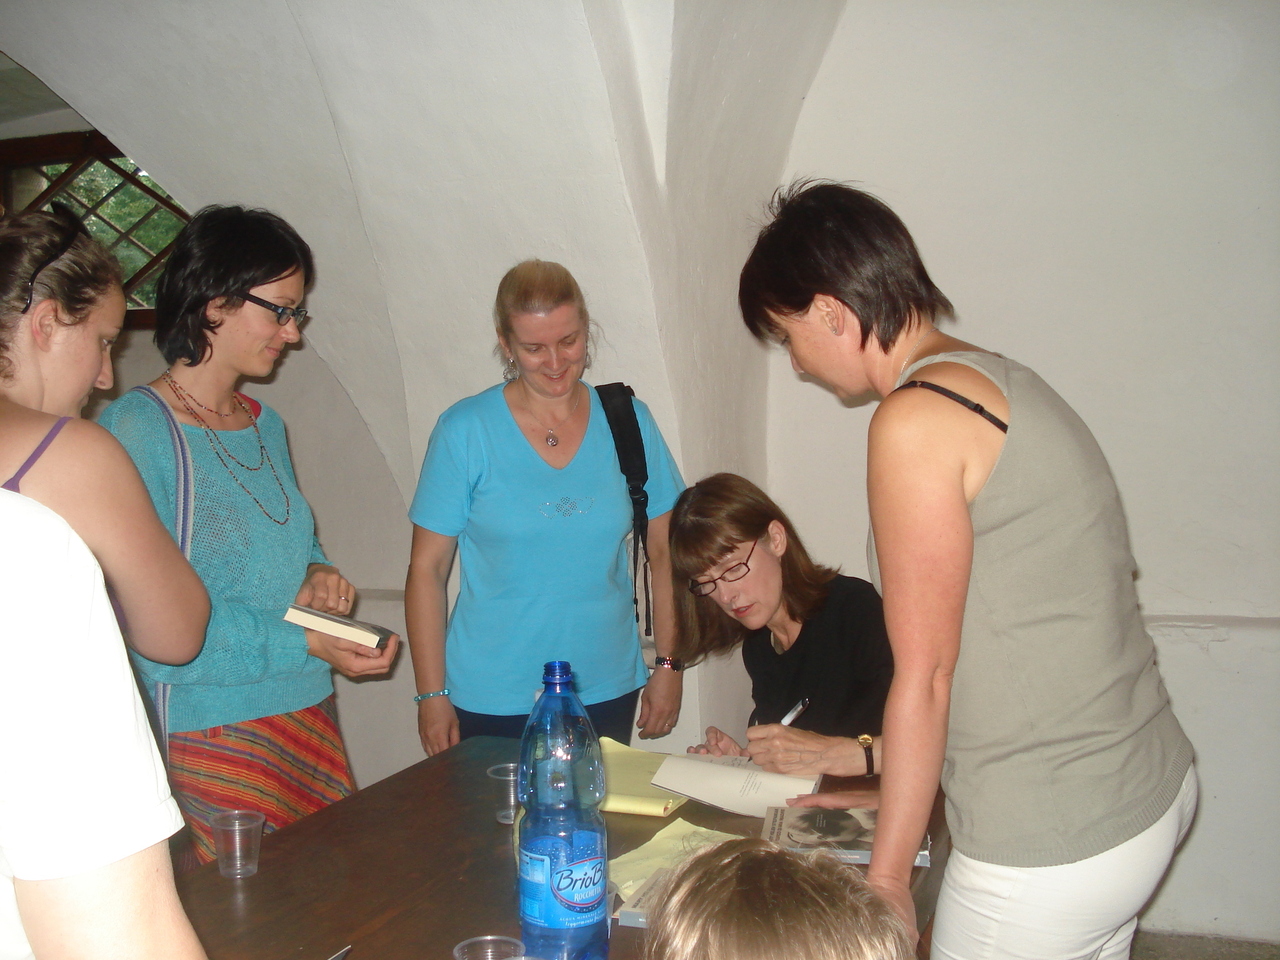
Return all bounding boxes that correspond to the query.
[525,382,582,447]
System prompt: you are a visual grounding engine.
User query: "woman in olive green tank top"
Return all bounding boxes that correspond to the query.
[736,182,1194,959]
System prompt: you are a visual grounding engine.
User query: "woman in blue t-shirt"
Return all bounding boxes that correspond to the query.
[406,260,685,754]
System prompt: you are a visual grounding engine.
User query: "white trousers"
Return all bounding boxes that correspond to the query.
[932,767,1198,960]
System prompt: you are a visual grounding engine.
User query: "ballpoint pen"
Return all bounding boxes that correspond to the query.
[779,697,810,726]
[325,947,352,960]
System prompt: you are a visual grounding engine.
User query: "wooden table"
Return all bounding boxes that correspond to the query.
[178,736,947,960]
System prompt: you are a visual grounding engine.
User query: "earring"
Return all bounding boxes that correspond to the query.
[502,356,518,381]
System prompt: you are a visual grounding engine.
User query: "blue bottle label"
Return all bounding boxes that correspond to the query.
[519,849,607,928]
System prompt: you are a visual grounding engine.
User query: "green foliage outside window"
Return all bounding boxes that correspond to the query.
[20,156,187,310]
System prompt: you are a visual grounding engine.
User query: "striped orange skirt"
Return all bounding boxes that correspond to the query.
[167,695,354,865]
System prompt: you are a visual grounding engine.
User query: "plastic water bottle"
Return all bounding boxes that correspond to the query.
[517,661,610,960]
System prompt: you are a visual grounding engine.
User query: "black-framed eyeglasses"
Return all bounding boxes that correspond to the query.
[22,204,90,314]
[690,540,758,597]
[240,291,309,326]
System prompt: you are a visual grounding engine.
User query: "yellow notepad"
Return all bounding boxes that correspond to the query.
[600,738,687,817]
[609,818,738,905]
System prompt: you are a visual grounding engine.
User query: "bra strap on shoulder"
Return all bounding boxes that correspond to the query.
[896,380,1008,433]
[1,416,73,492]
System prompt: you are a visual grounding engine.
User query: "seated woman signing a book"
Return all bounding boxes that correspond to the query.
[669,473,892,778]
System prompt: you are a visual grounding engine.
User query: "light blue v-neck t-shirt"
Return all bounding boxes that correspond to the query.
[409,382,684,715]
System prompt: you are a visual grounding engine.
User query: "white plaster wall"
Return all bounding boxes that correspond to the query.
[1146,617,1280,937]
[584,0,846,750]
[772,0,1280,940]
[0,106,90,140]
[2,0,417,499]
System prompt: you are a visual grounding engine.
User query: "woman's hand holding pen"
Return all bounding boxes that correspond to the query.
[745,725,873,777]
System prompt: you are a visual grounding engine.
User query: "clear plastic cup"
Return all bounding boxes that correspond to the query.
[452,935,525,960]
[487,763,519,825]
[210,809,266,879]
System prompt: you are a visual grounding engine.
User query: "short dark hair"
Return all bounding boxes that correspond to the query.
[0,205,121,379]
[669,473,837,665]
[739,181,953,351]
[155,204,314,366]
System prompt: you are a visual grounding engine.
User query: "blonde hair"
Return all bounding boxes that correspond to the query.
[492,259,590,354]
[643,839,912,960]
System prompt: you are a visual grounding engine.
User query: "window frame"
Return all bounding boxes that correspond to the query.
[1,131,189,329]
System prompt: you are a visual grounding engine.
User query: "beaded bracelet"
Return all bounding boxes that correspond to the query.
[413,689,450,702]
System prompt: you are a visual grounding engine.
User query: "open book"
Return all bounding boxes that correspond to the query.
[649,754,818,818]
[283,604,395,650]
[761,805,930,866]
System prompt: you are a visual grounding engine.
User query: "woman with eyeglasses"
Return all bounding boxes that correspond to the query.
[0,205,208,665]
[670,473,892,781]
[100,204,397,866]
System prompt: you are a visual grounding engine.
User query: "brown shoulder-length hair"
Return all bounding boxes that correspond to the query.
[669,473,836,665]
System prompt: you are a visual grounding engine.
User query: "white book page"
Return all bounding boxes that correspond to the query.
[681,753,755,769]
[650,755,818,817]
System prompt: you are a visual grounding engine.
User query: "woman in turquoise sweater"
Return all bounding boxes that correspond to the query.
[101,205,397,864]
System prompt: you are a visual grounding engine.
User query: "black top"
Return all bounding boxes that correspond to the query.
[742,575,893,737]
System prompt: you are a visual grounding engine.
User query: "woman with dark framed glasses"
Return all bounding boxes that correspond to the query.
[669,473,892,780]
[0,204,208,667]
[100,204,397,866]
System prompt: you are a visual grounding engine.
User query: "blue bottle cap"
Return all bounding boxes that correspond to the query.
[543,660,572,683]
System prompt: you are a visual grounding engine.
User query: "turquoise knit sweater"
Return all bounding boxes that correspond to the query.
[99,390,332,732]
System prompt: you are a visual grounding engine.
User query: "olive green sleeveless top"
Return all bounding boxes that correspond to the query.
[871,350,1192,867]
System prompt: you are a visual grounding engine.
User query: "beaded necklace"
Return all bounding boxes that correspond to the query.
[162,372,292,526]
[161,370,236,418]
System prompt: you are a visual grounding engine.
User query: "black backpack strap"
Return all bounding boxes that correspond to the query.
[595,382,652,636]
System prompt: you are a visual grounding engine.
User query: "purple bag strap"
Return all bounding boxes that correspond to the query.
[128,386,197,757]
[2,416,72,492]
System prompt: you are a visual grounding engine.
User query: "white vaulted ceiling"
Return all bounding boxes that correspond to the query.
[2,0,844,500]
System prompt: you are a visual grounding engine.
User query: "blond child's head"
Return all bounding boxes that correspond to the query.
[643,839,912,960]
